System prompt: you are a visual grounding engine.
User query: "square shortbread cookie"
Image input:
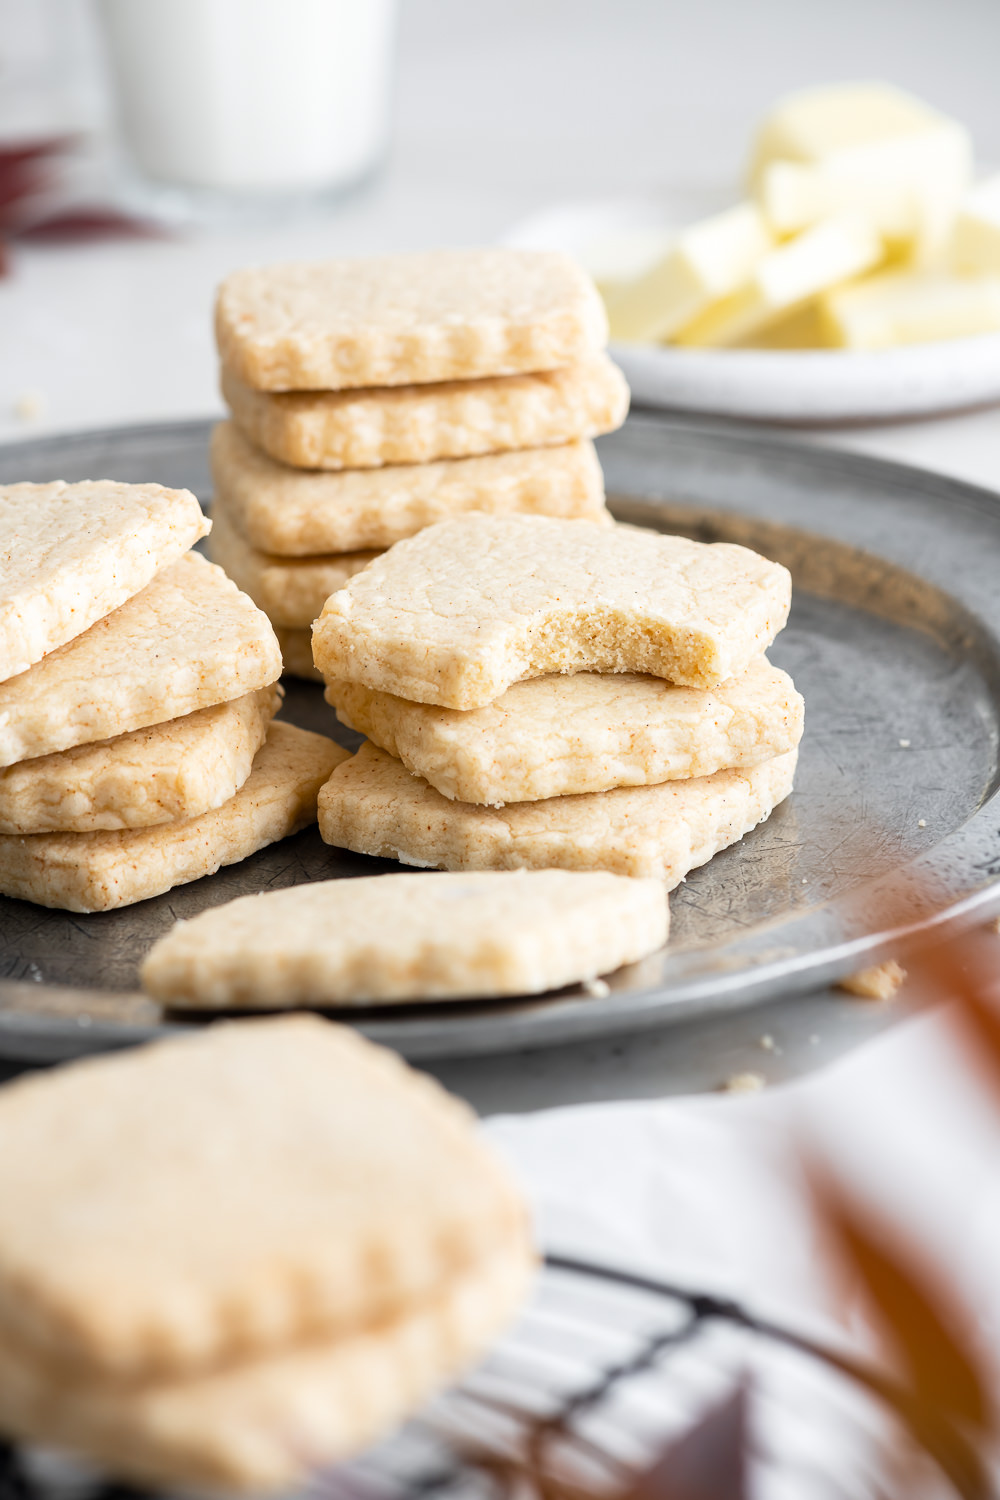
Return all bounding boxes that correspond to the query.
[0,1015,530,1489]
[318,741,798,885]
[313,515,793,707]
[0,721,343,911]
[328,658,804,804]
[0,480,208,683]
[221,353,629,470]
[208,499,380,628]
[0,1236,530,1493]
[215,248,607,391]
[210,421,609,555]
[0,686,279,834]
[275,626,323,682]
[143,869,669,1008]
[0,552,281,768]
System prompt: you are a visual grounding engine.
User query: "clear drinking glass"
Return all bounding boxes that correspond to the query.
[96,0,397,218]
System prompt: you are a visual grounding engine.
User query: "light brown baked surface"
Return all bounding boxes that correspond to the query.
[210,421,609,555]
[0,721,343,911]
[0,1233,531,1493]
[0,1014,531,1489]
[313,515,792,706]
[222,354,629,469]
[208,499,381,628]
[0,553,282,767]
[275,626,324,682]
[215,248,608,391]
[142,869,669,1007]
[318,741,798,885]
[328,658,804,804]
[0,480,208,683]
[0,686,279,834]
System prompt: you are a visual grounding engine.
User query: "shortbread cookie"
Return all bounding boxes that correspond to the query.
[0,1233,530,1493]
[0,722,342,911]
[319,742,798,884]
[211,421,609,555]
[314,516,792,707]
[0,480,208,683]
[275,626,323,682]
[328,658,804,804]
[143,870,669,1008]
[222,354,629,470]
[0,553,281,767]
[0,687,279,834]
[0,1015,531,1489]
[208,500,380,628]
[215,248,607,391]
[0,1014,527,1376]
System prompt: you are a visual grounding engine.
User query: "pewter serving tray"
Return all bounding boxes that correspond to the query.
[1,413,999,1064]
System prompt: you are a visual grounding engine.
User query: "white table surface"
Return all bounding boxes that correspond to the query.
[2,0,1000,1110]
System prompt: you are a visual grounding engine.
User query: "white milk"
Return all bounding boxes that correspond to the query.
[98,0,396,193]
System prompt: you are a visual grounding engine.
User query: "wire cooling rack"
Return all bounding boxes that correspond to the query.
[0,1256,976,1500]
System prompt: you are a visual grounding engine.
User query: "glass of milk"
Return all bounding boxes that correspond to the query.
[96,0,397,213]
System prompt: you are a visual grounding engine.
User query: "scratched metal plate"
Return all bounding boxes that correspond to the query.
[1,413,1000,1064]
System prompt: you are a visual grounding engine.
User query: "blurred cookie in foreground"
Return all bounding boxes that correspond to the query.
[142,869,669,1008]
[0,1015,533,1491]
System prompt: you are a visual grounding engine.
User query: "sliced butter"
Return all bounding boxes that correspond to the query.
[674,216,883,348]
[749,83,970,260]
[821,269,1000,349]
[608,204,772,343]
[952,174,1000,274]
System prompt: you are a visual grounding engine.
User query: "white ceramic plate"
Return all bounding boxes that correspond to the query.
[503,195,1000,424]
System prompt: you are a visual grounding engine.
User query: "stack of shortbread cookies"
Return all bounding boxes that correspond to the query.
[0,1015,533,1491]
[313,515,803,888]
[0,480,342,913]
[208,249,629,678]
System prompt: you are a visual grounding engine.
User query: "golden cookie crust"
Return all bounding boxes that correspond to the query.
[222,353,629,469]
[142,869,669,1007]
[0,686,279,833]
[0,480,208,683]
[313,515,792,707]
[0,553,281,767]
[215,248,607,391]
[0,721,343,910]
[328,658,804,804]
[210,421,609,555]
[318,741,798,885]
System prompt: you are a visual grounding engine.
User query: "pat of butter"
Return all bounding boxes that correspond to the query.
[750,83,971,258]
[674,216,883,348]
[952,175,1000,273]
[607,204,772,343]
[821,270,1000,349]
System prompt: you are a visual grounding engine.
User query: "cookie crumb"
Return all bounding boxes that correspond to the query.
[722,1071,766,1094]
[582,977,610,999]
[759,1034,782,1055]
[838,959,907,1001]
[988,914,1000,936]
[13,389,46,424]
[918,819,926,829]
[898,738,911,748]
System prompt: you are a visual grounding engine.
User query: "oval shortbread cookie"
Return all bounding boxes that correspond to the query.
[211,421,610,555]
[208,499,381,628]
[318,741,798,885]
[142,869,669,1008]
[0,479,208,683]
[313,515,793,706]
[0,721,343,911]
[0,1015,532,1489]
[221,353,629,470]
[0,685,279,834]
[0,552,281,768]
[327,658,804,804]
[215,248,607,391]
